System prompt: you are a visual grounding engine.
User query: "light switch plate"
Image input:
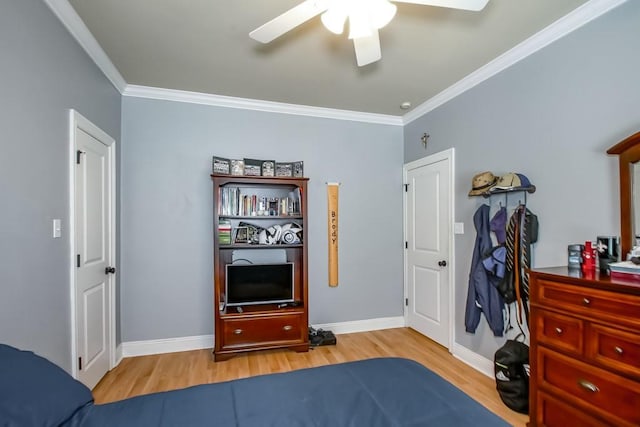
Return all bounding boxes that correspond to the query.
[454,222,464,234]
[52,219,62,238]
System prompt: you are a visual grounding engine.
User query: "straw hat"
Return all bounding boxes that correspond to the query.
[468,171,497,196]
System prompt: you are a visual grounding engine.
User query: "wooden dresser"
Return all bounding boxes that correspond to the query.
[529,267,640,427]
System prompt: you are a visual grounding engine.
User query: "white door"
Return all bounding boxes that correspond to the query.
[71,111,115,389]
[404,149,453,348]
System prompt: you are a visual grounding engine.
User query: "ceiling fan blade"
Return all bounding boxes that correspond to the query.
[392,0,489,12]
[249,0,330,43]
[353,31,381,67]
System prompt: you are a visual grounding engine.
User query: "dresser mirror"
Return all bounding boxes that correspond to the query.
[634,162,640,244]
[607,131,640,257]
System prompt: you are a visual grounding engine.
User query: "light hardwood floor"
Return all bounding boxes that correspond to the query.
[93,328,528,426]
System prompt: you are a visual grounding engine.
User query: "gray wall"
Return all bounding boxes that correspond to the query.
[6,0,636,371]
[0,0,121,371]
[120,97,403,342]
[404,1,640,360]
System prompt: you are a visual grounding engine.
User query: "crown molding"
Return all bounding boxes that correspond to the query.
[402,0,629,125]
[42,0,401,125]
[46,0,625,126]
[44,0,127,93]
[123,85,404,125]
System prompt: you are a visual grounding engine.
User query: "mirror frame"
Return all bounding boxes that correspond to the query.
[607,131,640,257]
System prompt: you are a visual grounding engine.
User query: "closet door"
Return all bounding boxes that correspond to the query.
[404,150,452,348]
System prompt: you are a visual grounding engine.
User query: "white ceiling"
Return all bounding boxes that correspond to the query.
[62,0,597,118]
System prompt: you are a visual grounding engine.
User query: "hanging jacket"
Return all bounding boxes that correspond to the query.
[465,204,505,337]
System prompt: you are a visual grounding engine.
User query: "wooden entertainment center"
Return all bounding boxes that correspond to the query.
[211,174,309,361]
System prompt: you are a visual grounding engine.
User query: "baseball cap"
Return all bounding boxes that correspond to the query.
[490,173,535,192]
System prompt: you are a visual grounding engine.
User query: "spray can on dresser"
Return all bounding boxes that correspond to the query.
[582,241,596,271]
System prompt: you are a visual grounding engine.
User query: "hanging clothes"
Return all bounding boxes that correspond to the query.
[490,206,508,245]
[503,204,539,326]
[465,204,505,337]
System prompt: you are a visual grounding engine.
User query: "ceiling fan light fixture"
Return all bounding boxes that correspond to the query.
[348,12,373,39]
[249,0,491,66]
[321,8,347,35]
[369,0,397,30]
[346,0,396,39]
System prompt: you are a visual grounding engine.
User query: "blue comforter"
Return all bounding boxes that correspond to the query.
[65,358,509,427]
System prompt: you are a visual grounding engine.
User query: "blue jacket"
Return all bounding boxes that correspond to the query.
[465,204,504,336]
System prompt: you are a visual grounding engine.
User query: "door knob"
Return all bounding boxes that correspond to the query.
[438,260,447,267]
[105,266,116,274]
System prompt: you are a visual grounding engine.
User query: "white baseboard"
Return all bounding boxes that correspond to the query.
[121,334,214,358]
[117,318,495,381]
[115,343,123,367]
[451,342,494,378]
[117,316,406,358]
[311,316,406,334]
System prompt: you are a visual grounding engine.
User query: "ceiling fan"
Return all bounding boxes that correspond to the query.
[249,0,489,66]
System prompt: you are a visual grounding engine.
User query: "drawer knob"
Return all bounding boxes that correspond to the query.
[283,325,293,331]
[555,327,563,335]
[614,346,624,355]
[582,297,591,306]
[233,329,243,335]
[578,379,599,393]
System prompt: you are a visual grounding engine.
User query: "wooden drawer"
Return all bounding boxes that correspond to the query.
[535,309,583,356]
[221,314,304,348]
[535,279,640,328]
[537,347,640,426]
[586,323,640,379]
[536,391,613,427]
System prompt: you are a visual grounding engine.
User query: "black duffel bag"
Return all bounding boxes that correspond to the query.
[494,334,530,414]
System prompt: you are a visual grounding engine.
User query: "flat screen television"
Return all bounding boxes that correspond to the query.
[225,262,294,306]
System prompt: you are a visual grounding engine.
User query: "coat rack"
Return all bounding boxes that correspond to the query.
[481,186,536,205]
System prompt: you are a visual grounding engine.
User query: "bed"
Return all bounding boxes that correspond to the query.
[0,343,509,426]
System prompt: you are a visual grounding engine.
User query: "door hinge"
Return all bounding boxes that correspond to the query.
[405,298,408,306]
[404,184,408,192]
[76,254,80,268]
[405,241,408,249]
[76,150,83,164]
[78,357,82,371]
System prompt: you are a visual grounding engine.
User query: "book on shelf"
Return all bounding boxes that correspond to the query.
[218,187,301,217]
[218,219,232,244]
